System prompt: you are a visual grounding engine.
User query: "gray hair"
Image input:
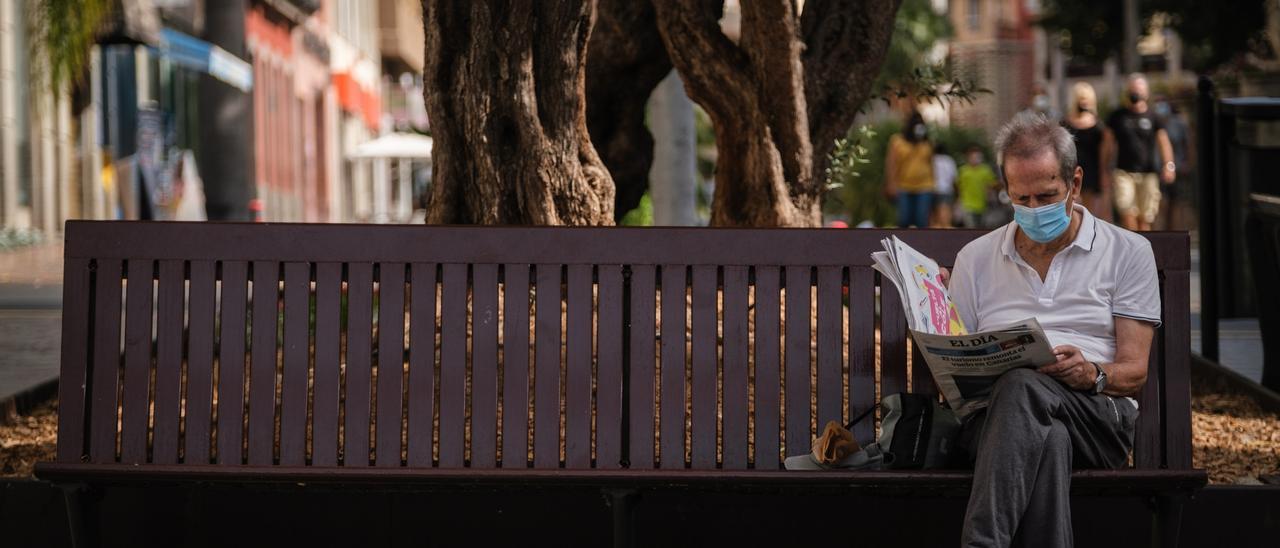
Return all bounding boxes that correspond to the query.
[993,110,1078,185]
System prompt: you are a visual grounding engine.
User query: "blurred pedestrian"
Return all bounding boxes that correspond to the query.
[1154,98,1190,231]
[1063,82,1111,222]
[1102,74,1176,231]
[932,143,958,227]
[955,145,998,228]
[885,110,935,228]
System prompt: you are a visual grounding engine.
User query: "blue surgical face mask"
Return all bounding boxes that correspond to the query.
[1012,194,1073,243]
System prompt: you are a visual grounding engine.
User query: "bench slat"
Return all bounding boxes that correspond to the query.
[1134,272,1166,470]
[879,273,908,397]
[471,263,499,468]
[56,258,91,463]
[280,262,310,466]
[344,263,375,466]
[185,261,216,464]
[628,265,657,469]
[691,265,717,469]
[83,258,124,463]
[534,264,562,468]
[152,260,185,465]
[721,266,750,469]
[216,261,249,465]
[407,263,438,468]
[660,264,687,469]
[848,267,876,443]
[784,266,812,460]
[817,267,844,428]
[565,265,593,468]
[249,260,280,466]
[596,265,624,469]
[754,267,781,470]
[500,264,529,469]
[1162,269,1192,469]
[912,343,936,396]
[439,264,467,468]
[312,263,343,467]
[120,259,154,465]
[376,263,407,467]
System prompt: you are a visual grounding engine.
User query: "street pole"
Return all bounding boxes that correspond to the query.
[198,0,256,221]
[648,70,698,226]
[1197,76,1218,362]
[1122,0,1140,75]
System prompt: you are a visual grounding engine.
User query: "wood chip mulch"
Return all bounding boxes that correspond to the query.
[4,391,1278,483]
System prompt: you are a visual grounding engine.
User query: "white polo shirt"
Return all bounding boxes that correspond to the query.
[949,204,1161,394]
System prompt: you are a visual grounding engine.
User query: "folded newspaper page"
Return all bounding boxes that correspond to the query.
[872,236,1058,416]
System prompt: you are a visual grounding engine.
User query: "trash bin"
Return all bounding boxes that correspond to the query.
[1246,193,1280,392]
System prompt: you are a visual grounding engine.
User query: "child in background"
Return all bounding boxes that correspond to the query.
[955,145,998,228]
[931,143,958,227]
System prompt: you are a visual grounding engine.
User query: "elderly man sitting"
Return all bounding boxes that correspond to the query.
[946,112,1161,547]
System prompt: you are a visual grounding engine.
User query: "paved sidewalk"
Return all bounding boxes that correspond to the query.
[0,243,64,406]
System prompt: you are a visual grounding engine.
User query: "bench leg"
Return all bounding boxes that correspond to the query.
[1151,494,1186,548]
[59,484,89,548]
[604,488,638,548]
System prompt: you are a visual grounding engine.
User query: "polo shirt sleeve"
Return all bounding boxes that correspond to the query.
[949,247,980,333]
[1112,239,1162,327]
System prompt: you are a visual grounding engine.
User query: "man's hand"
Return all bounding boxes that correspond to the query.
[938,267,950,289]
[1160,166,1176,184]
[1038,345,1096,391]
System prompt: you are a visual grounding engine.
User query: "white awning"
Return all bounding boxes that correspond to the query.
[349,133,434,159]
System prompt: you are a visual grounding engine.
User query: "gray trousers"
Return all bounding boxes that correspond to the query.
[959,368,1138,548]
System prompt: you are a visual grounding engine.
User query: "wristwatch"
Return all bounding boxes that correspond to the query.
[1164,161,1176,172]
[1091,361,1108,395]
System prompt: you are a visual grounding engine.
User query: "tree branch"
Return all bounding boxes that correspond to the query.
[801,0,901,167]
[651,0,754,124]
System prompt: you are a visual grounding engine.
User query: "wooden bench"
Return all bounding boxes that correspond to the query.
[37,221,1205,546]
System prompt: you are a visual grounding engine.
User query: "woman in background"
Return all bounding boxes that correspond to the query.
[884,110,936,228]
[1063,82,1113,221]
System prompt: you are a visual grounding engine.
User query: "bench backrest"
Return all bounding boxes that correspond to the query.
[52,222,1191,472]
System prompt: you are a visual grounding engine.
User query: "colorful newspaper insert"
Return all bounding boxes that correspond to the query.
[891,236,967,335]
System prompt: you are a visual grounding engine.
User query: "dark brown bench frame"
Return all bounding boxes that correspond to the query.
[37,221,1205,546]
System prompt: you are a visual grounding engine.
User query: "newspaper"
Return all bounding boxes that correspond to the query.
[872,236,1058,416]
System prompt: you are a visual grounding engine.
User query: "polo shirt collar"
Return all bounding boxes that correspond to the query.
[1001,203,1098,260]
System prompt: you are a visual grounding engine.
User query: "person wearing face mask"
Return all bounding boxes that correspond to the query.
[955,145,998,228]
[943,112,1161,548]
[884,110,936,228]
[1102,74,1177,231]
[1062,82,1112,222]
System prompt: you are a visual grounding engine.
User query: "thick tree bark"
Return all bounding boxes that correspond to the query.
[651,0,899,227]
[585,0,672,222]
[423,0,614,225]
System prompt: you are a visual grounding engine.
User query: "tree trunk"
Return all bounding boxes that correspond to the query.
[652,0,899,227]
[585,0,672,222]
[423,0,613,225]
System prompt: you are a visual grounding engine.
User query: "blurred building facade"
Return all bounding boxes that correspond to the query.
[0,0,429,233]
[946,0,1198,139]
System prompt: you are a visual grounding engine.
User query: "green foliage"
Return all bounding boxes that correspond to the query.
[29,0,114,91]
[620,192,654,226]
[829,121,992,227]
[876,0,953,91]
[1039,0,1269,73]
[867,0,988,113]
[831,122,897,226]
